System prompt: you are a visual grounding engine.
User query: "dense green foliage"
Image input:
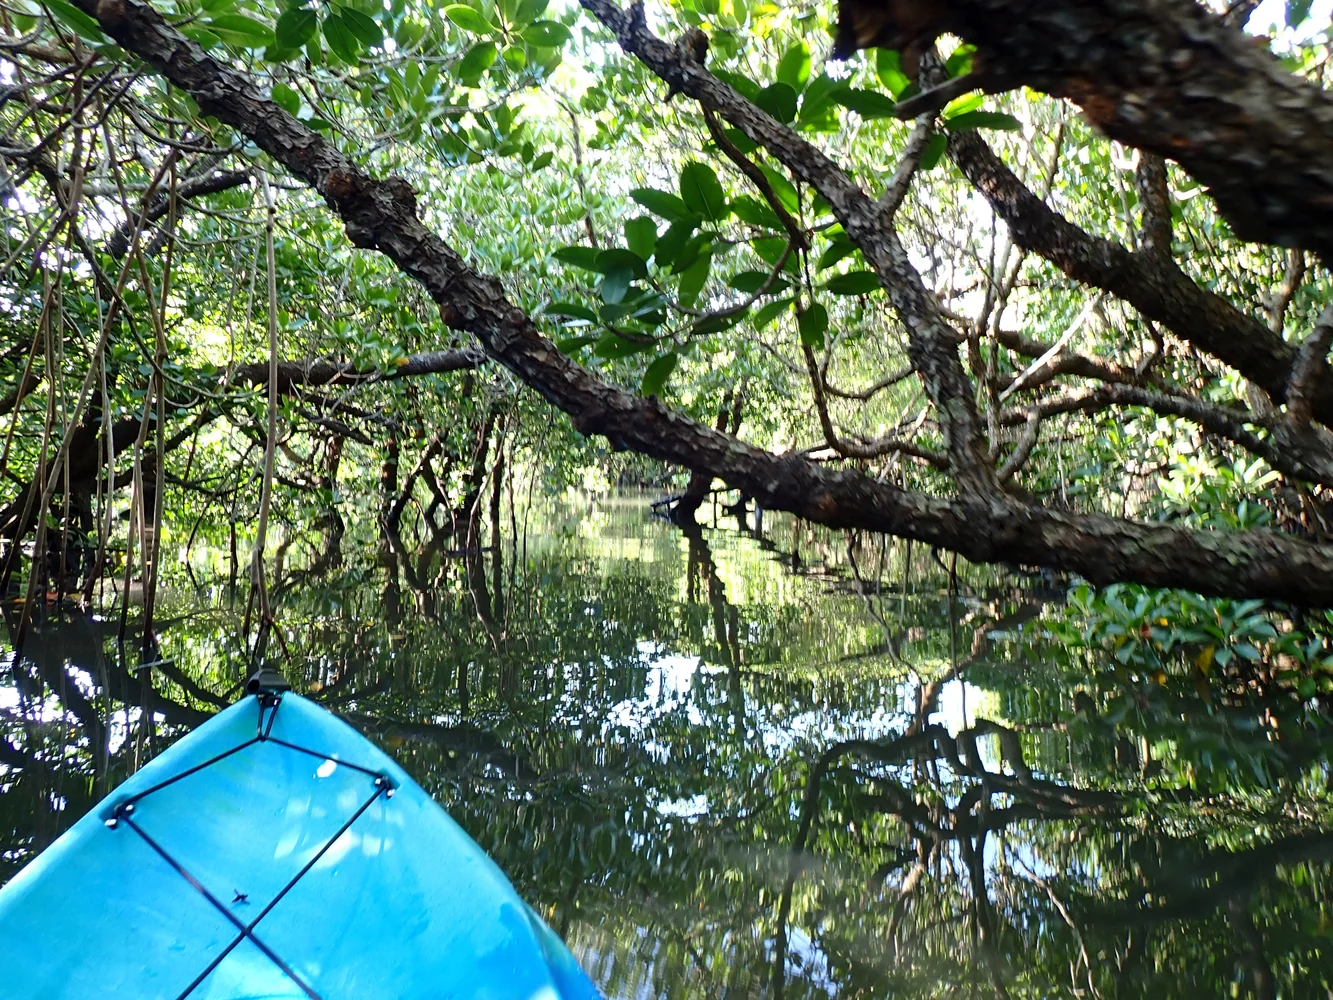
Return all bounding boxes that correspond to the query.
[2,0,1333,995]
[0,0,1330,578]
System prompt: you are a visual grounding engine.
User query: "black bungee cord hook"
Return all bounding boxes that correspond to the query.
[246,620,290,737]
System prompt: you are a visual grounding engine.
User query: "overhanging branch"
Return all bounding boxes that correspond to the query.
[75,0,1333,605]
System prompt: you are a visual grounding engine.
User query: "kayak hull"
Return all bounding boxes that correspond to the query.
[0,693,598,1000]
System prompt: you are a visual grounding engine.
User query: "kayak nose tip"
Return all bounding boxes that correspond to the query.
[246,666,291,696]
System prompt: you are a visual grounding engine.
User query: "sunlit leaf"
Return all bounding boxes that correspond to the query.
[679,162,728,222]
[776,41,811,90]
[640,352,678,397]
[443,4,495,34]
[521,20,570,47]
[631,187,694,223]
[875,49,911,97]
[514,0,550,22]
[798,302,827,349]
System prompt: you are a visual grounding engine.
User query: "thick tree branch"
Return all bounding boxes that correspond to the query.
[106,167,251,257]
[857,0,1333,256]
[79,0,1333,604]
[229,347,486,392]
[583,0,996,493]
[1134,153,1172,255]
[946,130,1332,420]
[1005,383,1333,487]
[1286,307,1333,430]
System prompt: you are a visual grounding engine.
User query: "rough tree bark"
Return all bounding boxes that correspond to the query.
[834,0,1333,256]
[672,388,734,525]
[76,0,1333,604]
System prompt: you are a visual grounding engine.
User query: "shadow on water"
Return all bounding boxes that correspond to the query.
[1,492,1332,998]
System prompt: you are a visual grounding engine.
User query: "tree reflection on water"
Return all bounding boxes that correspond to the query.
[2,495,1330,999]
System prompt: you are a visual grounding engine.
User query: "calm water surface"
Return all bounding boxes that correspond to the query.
[2,494,1331,997]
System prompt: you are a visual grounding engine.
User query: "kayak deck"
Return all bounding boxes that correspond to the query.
[0,692,598,1000]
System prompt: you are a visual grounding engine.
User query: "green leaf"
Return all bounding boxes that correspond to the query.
[275,6,317,48]
[679,162,728,222]
[521,19,570,47]
[530,150,553,169]
[596,247,648,280]
[593,333,656,359]
[553,245,603,271]
[630,187,694,223]
[458,40,498,80]
[186,27,223,48]
[44,0,107,41]
[443,4,494,34]
[752,296,792,329]
[825,271,880,295]
[1287,0,1314,27]
[677,252,711,308]
[942,92,984,117]
[775,41,811,90]
[599,266,633,304]
[758,165,798,214]
[545,301,599,323]
[514,0,549,22]
[756,83,798,124]
[832,87,897,120]
[729,270,787,295]
[919,133,948,171]
[818,239,857,270]
[336,5,382,47]
[270,82,301,116]
[625,216,657,261]
[753,235,795,270]
[721,127,759,155]
[945,44,975,78]
[713,69,761,102]
[671,232,713,275]
[321,13,360,61]
[556,334,596,353]
[798,302,828,349]
[640,352,678,397]
[205,12,275,47]
[730,195,783,231]
[654,219,699,268]
[875,49,911,97]
[944,110,1022,132]
[798,73,845,127]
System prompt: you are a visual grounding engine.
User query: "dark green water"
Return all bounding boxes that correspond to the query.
[2,494,1331,998]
